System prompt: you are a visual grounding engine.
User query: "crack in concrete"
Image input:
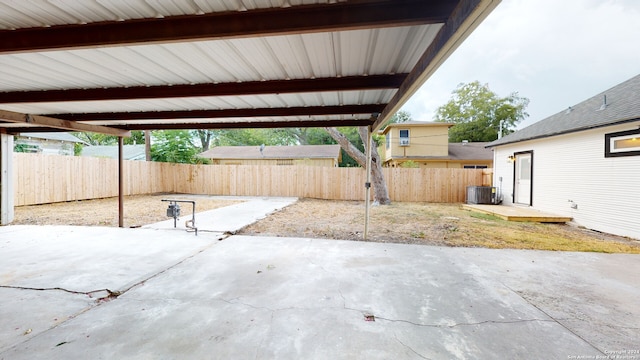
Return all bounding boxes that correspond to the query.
[394,333,431,360]
[112,240,223,301]
[500,282,606,355]
[219,297,276,312]
[1,239,224,306]
[0,285,120,301]
[0,239,224,356]
[338,289,554,329]
[254,312,275,360]
[375,315,555,328]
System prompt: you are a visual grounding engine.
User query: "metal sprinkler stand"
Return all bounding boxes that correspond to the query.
[161,199,198,236]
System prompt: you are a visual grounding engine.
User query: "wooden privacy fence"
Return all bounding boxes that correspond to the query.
[13,153,492,206]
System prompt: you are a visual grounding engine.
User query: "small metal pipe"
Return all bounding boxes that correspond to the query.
[161,199,198,236]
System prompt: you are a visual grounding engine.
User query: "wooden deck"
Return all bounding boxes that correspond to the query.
[462,204,572,223]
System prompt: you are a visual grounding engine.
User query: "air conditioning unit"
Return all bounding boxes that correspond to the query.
[399,138,410,146]
[466,186,498,204]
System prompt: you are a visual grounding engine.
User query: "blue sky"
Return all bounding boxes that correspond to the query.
[401,0,640,128]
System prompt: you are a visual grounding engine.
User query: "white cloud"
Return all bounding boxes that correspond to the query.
[402,0,640,128]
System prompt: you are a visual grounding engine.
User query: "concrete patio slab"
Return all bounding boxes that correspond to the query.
[0,225,219,292]
[2,224,638,359]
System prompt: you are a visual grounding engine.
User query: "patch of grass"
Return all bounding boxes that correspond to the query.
[451,220,640,254]
[469,212,503,222]
[241,199,640,254]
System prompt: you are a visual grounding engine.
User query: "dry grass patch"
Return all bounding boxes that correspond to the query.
[13,194,242,228]
[241,199,640,254]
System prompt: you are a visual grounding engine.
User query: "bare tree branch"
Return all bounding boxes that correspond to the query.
[324,127,390,205]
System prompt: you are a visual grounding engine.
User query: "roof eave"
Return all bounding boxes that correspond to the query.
[487,117,640,148]
[373,0,501,131]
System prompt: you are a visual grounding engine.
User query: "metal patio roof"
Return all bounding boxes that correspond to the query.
[0,0,499,137]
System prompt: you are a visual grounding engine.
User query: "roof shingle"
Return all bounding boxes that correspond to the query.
[488,74,640,147]
[199,145,341,160]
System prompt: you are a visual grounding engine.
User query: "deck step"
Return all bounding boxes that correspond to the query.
[462,204,572,223]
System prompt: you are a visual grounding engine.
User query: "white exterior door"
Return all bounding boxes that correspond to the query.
[515,153,532,205]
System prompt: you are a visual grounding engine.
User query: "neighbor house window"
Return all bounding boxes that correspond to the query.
[399,129,409,146]
[463,165,488,169]
[385,133,390,149]
[605,129,640,157]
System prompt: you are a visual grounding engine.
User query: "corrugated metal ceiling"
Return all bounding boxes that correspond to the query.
[0,26,439,92]
[0,0,500,135]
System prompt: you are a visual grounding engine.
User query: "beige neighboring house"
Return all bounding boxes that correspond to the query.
[15,132,86,156]
[199,145,342,167]
[379,122,493,168]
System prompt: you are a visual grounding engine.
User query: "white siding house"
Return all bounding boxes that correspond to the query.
[15,132,85,155]
[489,75,640,239]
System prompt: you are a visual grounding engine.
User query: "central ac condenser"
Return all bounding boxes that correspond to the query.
[466,186,498,204]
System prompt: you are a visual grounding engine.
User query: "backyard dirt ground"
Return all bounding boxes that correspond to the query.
[12,194,241,228]
[12,195,640,253]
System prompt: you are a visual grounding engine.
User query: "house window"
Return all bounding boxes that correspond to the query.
[385,133,390,149]
[463,165,488,169]
[605,129,640,157]
[399,129,410,146]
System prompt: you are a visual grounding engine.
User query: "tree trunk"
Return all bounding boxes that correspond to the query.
[196,130,213,151]
[324,127,391,205]
[144,130,151,161]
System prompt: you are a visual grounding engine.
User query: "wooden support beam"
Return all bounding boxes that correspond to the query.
[6,117,374,132]
[51,104,384,122]
[0,0,456,53]
[0,109,130,137]
[109,118,374,131]
[0,74,407,104]
[373,0,498,131]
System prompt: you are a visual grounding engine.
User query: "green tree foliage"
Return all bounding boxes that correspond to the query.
[151,130,203,164]
[210,128,363,167]
[434,81,529,142]
[13,143,31,153]
[379,110,413,131]
[399,160,419,168]
[212,129,297,147]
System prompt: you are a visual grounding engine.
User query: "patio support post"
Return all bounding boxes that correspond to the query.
[118,136,124,228]
[364,125,372,240]
[0,133,14,225]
